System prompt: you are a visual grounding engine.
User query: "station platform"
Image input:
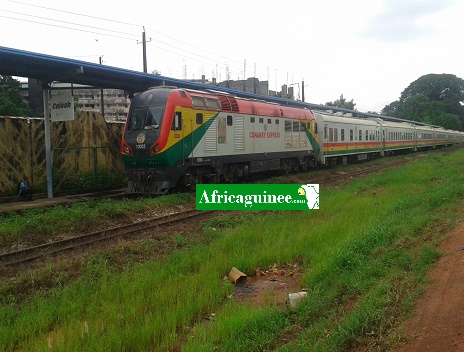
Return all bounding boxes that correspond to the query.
[0,189,126,214]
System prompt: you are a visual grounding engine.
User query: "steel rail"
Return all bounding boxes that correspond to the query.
[0,208,212,267]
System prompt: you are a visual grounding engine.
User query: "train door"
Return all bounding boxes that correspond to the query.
[381,127,386,155]
[324,124,329,155]
[313,114,326,165]
[376,125,381,151]
[181,113,194,161]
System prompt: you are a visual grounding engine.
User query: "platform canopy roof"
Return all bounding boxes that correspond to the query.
[0,46,439,127]
[0,46,339,110]
[0,46,202,94]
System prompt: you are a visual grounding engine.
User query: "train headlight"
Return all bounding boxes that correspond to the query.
[122,142,133,156]
[150,143,159,155]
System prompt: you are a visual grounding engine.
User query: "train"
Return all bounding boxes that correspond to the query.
[120,86,464,194]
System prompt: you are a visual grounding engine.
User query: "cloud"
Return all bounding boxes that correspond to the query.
[359,0,455,42]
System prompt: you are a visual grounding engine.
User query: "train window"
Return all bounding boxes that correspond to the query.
[227,115,233,126]
[300,122,306,131]
[324,126,327,139]
[285,121,292,132]
[341,129,345,141]
[334,128,338,142]
[205,98,221,110]
[275,119,279,124]
[359,130,362,141]
[171,112,182,131]
[329,128,334,142]
[196,113,203,125]
[366,130,368,141]
[350,129,354,141]
[315,123,318,134]
[127,108,147,130]
[268,118,272,124]
[293,121,300,132]
[251,117,255,123]
[191,96,206,109]
[128,106,164,131]
[259,117,264,123]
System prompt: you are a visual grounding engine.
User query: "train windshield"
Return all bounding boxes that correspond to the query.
[127,106,165,131]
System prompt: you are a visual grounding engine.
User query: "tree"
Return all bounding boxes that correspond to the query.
[400,73,464,104]
[396,94,429,122]
[381,100,401,116]
[381,73,464,130]
[325,94,356,110]
[0,75,33,116]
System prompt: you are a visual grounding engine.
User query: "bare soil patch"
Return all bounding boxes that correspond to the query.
[393,218,464,351]
[232,262,306,308]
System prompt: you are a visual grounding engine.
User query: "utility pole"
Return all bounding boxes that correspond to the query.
[99,56,104,118]
[302,79,305,102]
[254,63,257,94]
[243,59,246,92]
[138,27,151,73]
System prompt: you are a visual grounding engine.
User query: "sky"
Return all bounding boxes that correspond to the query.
[1,0,463,113]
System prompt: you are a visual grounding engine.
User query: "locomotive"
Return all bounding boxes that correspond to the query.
[120,86,464,194]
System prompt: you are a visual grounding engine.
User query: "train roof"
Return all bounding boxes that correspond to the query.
[180,88,316,120]
[314,112,380,126]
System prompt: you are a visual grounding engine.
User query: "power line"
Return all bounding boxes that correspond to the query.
[6,0,140,28]
[144,26,244,68]
[8,0,256,75]
[4,0,301,84]
[0,15,137,41]
[144,26,276,79]
[0,9,139,38]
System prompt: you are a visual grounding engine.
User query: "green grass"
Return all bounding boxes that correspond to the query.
[1,149,464,351]
[0,192,194,242]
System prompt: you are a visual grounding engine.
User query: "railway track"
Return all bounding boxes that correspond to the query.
[0,155,422,269]
[0,208,212,267]
[280,157,412,186]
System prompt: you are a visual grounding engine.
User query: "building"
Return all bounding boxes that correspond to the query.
[22,79,130,121]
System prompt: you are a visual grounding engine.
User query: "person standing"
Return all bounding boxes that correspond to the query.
[18,176,32,201]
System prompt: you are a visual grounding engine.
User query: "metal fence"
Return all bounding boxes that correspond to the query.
[52,147,127,193]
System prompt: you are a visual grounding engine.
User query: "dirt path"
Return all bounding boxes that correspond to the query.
[393,219,464,351]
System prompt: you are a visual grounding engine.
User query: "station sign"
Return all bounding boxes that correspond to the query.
[50,93,75,121]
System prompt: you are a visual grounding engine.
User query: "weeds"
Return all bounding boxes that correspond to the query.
[1,150,464,351]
